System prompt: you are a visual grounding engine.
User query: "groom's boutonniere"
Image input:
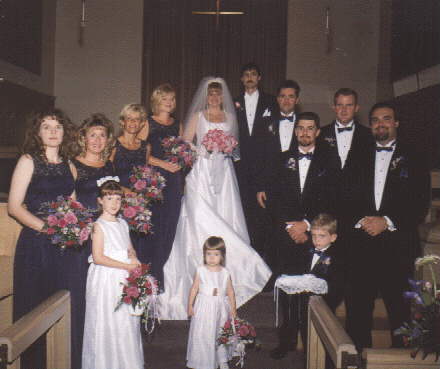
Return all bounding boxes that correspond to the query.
[235,101,244,111]
[286,157,297,171]
[263,108,271,117]
[390,156,404,171]
[268,124,275,135]
[324,136,337,148]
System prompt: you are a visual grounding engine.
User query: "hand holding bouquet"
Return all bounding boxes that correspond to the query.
[202,129,238,156]
[161,136,196,169]
[115,263,160,333]
[38,196,94,250]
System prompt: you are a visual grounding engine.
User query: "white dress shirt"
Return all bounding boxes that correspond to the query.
[374,140,395,210]
[244,90,259,135]
[311,244,331,270]
[279,113,296,152]
[298,147,314,193]
[335,120,355,168]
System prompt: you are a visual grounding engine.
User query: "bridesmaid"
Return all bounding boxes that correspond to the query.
[8,109,76,369]
[70,113,115,368]
[111,104,149,259]
[143,84,182,289]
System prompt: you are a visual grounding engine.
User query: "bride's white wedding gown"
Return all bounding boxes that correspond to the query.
[159,114,271,320]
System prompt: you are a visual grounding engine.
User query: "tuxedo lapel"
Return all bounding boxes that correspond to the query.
[325,122,341,168]
[286,149,302,204]
[237,94,250,138]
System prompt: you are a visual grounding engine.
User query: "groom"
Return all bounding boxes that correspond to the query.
[234,62,276,258]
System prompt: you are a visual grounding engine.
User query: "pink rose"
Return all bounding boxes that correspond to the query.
[126,286,140,298]
[58,218,67,228]
[224,319,231,329]
[46,227,55,235]
[123,207,137,218]
[79,227,90,242]
[238,325,249,337]
[134,180,147,191]
[123,296,132,304]
[130,267,143,279]
[64,212,78,224]
[47,215,58,227]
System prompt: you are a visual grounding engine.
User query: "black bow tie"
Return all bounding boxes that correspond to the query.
[298,152,313,160]
[280,115,294,122]
[310,248,324,256]
[337,126,353,133]
[376,146,393,152]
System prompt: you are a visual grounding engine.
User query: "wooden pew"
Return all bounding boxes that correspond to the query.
[0,290,71,369]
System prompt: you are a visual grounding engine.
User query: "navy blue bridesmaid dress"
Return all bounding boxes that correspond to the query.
[113,139,149,259]
[70,159,114,368]
[13,157,75,369]
[145,118,183,289]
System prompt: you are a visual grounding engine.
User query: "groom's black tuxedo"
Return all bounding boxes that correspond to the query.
[271,142,340,275]
[234,91,276,257]
[344,140,431,349]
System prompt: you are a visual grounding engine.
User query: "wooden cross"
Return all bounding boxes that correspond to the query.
[192,0,244,30]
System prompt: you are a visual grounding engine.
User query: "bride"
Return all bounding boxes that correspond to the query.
[159,77,271,320]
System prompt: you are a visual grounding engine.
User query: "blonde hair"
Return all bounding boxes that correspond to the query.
[203,236,226,266]
[311,213,337,235]
[77,113,115,160]
[150,83,176,115]
[119,103,147,122]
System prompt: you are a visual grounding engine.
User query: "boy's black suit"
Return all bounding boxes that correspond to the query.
[277,242,344,353]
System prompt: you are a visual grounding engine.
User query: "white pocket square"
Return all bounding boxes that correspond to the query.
[263,108,271,117]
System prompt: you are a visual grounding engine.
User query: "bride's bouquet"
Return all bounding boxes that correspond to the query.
[128,165,166,202]
[217,317,258,367]
[161,136,196,169]
[202,129,238,156]
[38,196,94,250]
[120,193,153,234]
[115,263,160,334]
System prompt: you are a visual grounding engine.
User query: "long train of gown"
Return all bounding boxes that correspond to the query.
[159,116,272,320]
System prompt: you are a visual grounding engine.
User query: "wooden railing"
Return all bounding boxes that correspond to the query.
[363,348,439,369]
[308,296,359,369]
[0,290,71,369]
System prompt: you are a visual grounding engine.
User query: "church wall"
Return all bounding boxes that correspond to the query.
[286,0,383,125]
[0,0,57,96]
[53,0,144,125]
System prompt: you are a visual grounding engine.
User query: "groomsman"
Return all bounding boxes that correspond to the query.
[344,102,430,350]
[320,88,373,241]
[234,62,276,257]
[269,112,339,358]
[256,80,301,271]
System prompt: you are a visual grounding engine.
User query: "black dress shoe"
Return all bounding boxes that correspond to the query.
[270,346,288,359]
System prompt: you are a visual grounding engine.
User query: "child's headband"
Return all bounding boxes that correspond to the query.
[96,176,120,187]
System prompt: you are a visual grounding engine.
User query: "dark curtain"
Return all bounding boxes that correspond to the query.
[391,0,440,81]
[142,0,287,120]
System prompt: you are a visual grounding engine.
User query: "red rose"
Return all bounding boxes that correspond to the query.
[66,240,75,246]
[126,286,140,298]
[58,219,67,228]
[123,296,132,304]
[238,325,249,337]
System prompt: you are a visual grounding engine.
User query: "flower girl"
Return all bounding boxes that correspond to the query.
[186,236,237,369]
[82,178,144,369]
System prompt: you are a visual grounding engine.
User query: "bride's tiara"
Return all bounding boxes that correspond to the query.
[96,176,120,187]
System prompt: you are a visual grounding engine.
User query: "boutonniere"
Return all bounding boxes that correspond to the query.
[390,156,404,171]
[235,101,244,111]
[324,136,337,147]
[268,124,275,135]
[317,169,326,177]
[286,157,297,171]
[263,108,271,117]
[318,256,332,266]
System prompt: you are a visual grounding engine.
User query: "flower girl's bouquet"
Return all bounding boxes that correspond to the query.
[120,193,153,234]
[128,165,166,202]
[217,317,258,367]
[161,136,196,169]
[115,263,160,333]
[38,196,94,250]
[202,129,238,156]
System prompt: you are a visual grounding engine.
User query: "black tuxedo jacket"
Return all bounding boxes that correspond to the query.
[320,121,373,227]
[272,142,339,225]
[234,91,276,187]
[256,112,298,192]
[347,141,430,261]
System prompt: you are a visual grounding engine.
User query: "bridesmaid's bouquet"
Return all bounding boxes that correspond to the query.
[128,165,166,202]
[115,263,160,333]
[217,317,258,367]
[38,196,94,250]
[202,129,238,156]
[120,193,153,234]
[161,136,196,169]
